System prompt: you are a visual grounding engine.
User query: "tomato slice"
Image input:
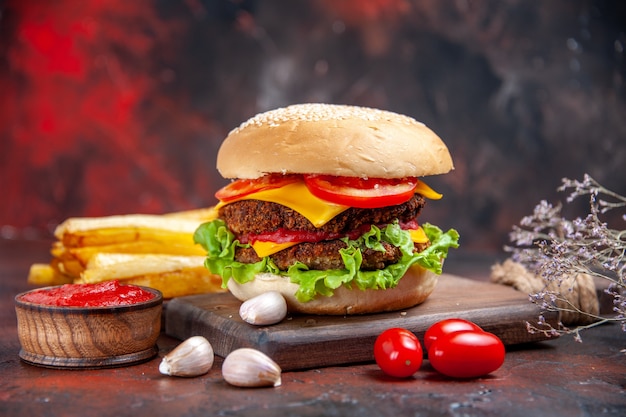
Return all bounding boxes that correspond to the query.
[303,175,418,208]
[215,174,301,203]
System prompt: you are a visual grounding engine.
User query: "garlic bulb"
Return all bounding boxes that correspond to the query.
[222,348,282,387]
[239,291,288,326]
[159,336,214,377]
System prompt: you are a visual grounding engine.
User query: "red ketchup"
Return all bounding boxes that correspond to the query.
[20,280,155,307]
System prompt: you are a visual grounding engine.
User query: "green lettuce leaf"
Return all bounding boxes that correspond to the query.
[193,219,460,303]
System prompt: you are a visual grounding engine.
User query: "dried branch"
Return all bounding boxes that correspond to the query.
[505,174,625,340]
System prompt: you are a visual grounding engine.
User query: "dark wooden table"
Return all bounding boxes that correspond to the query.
[1,238,624,417]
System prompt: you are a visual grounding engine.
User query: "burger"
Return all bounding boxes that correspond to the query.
[194,103,459,315]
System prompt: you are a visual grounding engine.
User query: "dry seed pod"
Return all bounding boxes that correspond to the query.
[239,291,288,325]
[159,336,214,377]
[222,348,282,388]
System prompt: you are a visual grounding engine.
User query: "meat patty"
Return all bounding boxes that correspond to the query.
[221,195,430,271]
[235,239,399,270]
[219,194,426,235]
[234,238,431,271]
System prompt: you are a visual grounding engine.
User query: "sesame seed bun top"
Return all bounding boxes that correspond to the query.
[216,103,454,179]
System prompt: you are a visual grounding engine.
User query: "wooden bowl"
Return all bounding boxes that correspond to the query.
[15,286,163,369]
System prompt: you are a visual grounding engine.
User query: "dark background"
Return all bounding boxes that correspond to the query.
[1,0,624,258]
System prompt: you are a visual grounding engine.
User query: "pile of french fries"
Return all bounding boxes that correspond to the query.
[27,208,225,299]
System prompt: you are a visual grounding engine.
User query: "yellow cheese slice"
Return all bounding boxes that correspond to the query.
[409,226,429,243]
[251,241,298,258]
[218,182,350,228]
[415,180,443,200]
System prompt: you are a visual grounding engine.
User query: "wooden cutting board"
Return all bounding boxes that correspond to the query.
[164,274,559,370]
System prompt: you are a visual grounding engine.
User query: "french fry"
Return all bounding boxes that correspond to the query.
[27,264,73,286]
[58,227,201,248]
[53,240,205,274]
[80,253,207,282]
[55,213,214,237]
[119,268,224,299]
[55,210,217,248]
[28,208,223,299]
[51,257,83,278]
[77,253,223,299]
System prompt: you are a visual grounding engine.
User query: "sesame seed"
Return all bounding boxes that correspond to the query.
[230,103,423,134]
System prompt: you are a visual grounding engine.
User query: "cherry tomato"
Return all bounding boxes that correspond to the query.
[215,174,300,203]
[424,318,484,351]
[428,330,505,378]
[374,328,423,378]
[304,175,418,208]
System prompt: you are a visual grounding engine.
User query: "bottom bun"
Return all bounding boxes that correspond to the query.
[227,265,438,315]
